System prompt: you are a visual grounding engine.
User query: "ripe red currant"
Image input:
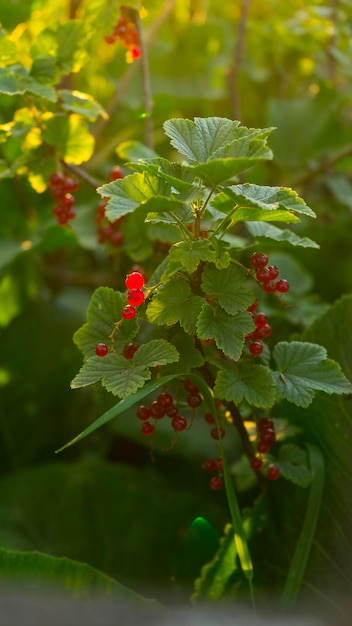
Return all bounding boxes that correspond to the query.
[202,459,216,471]
[209,477,223,490]
[258,418,274,431]
[267,466,281,480]
[123,342,138,360]
[171,416,187,431]
[255,267,271,283]
[257,441,271,454]
[183,379,199,394]
[166,406,178,418]
[125,271,145,290]
[204,412,215,424]
[210,427,225,440]
[259,428,276,446]
[187,394,202,408]
[121,305,136,320]
[247,300,258,313]
[267,265,279,280]
[136,405,150,421]
[150,400,166,420]
[250,457,262,471]
[141,422,154,436]
[263,280,277,294]
[250,252,269,269]
[62,178,79,193]
[157,392,173,409]
[255,313,268,327]
[275,279,290,294]
[249,342,263,357]
[127,288,145,307]
[49,172,64,188]
[214,457,223,470]
[95,342,108,357]
[109,166,124,181]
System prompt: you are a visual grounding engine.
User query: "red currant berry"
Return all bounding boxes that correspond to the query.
[123,342,138,360]
[183,379,199,394]
[121,305,136,320]
[263,280,277,294]
[66,207,76,221]
[258,418,274,431]
[255,313,268,327]
[95,342,108,357]
[257,441,271,454]
[252,327,265,341]
[210,477,223,490]
[250,457,263,471]
[249,342,263,357]
[214,457,223,470]
[109,166,124,181]
[267,466,281,480]
[202,459,216,471]
[136,405,150,421]
[171,416,187,431]
[275,279,290,294]
[105,34,117,44]
[125,271,145,290]
[166,406,178,418]
[61,193,75,209]
[187,394,202,408]
[210,427,225,440]
[250,252,269,269]
[259,428,276,446]
[62,177,79,193]
[157,392,173,410]
[204,412,215,424]
[51,187,65,200]
[256,267,271,283]
[141,421,154,436]
[127,288,145,307]
[267,265,279,280]
[49,172,64,188]
[261,323,272,338]
[150,400,166,420]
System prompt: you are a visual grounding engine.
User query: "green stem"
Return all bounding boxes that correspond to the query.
[169,212,193,241]
[212,204,239,238]
[135,11,154,149]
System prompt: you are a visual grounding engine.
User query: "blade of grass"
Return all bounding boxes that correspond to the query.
[281,444,325,611]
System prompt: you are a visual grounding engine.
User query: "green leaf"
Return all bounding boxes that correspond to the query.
[56,20,89,74]
[73,287,138,358]
[97,172,174,220]
[246,222,320,249]
[168,240,216,273]
[211,192,300,224]
[192,523,238,601]
[42,113,94,164]
[272,444,312,487]
[163,117,242,162]
[129,157,196,192]
[0,548,155,602]
[0,64,57,101]
[214,362,276,408]
[146,279,204,335]
[133,339,179,368]
[221,183,316,218]
[117,139,158,161]
[273,341,352,407]
[162,333,204,373]
[59,89,108,121]
[71,352,151,398]
[30,55,59,85]
[196,304,254,361]
[201,263,254,315]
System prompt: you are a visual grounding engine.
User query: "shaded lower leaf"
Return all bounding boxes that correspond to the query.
[197,304,255,361]
[214,362,276,408]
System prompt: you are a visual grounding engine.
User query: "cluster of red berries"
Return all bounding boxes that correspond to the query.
[96,167,125,247]
[104,8,141,62]
[121,271,145,321]
[136,391,187,437]
[245,300,272,357]
[250,252,289,295]
[249,418,280,480]
[49,171,79,226]
[202,457,223,490]
[183,379,203,410]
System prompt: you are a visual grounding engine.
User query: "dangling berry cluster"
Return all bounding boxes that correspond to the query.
[202,457,223,490]
[249,418,280,480]
[183,379,203,410]
[104,7,141,63]
[49,171,79,226]
[136,391,187,437]
[96,200,124,247]
[121,271,145,320]
[245,300,272,357]
[250,252,290,295]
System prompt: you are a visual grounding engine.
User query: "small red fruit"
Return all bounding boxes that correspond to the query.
[125,271,145,290]
[95,342,108,357]
[256,267,271,283]
[209,477,223,490]
[276,279,290,294]
[123,342,138,360]
[109,166,124,181]
[150,400,166,420]
[121,305,136,320]
[250,457,263,471]
[204,412,215,424]
[183,379,199,394]
[171,416,187,431]
[187,394,202,408]
[267,466,281,480]
[255,313,268,327]
[127,288,145,307]
[267,265,279,280]
[141,422,154,436]
[250,252,269,269]
[210,427,225,440]
[202,459,216,471]
[263,280,277,294]
[249,342,263,357]
[136,405,150,421]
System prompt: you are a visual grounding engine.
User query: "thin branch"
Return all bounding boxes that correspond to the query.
[292,143,352,188]
[63,162,101,188]
[229,0,252,120]
[93,0,175,143]
[135,11,153,149]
